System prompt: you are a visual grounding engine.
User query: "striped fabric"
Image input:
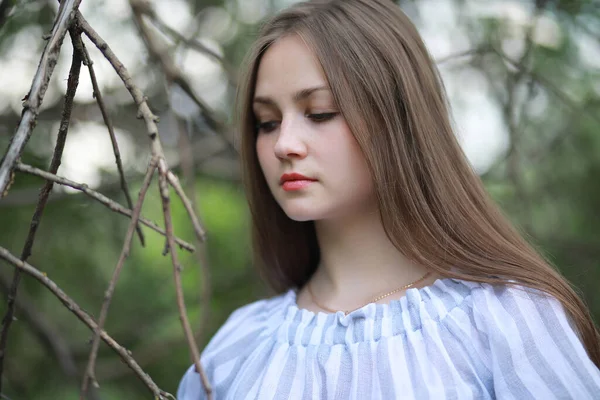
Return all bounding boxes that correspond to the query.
[177,278,600,399]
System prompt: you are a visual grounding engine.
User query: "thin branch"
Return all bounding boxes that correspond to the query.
[79,13,212,397]
[158,160,212,400]
[79,40,146,247]
[167,171,207,242]
[1,134,236,209]
[78,13,167,158]
[0,246,174,399]
[94,268,256,381]
[14,163,195,252]
[0,27,82,391]
[81,158,157,398]
[0,0,82,196]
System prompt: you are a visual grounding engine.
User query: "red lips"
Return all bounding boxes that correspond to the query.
[280,173,316,184]
[280,173,317,192]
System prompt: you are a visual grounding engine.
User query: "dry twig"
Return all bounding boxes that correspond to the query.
[79,39,146,246]
[0,27,83,390]
[94,268,256,381]
[158,160,212,400]
[81,158,157,397]
[0,0,82,195]
[167,171,207,242]
[0,1,215,397]
[79,12,212,397]
[0,246,174,399]
[1,134,235,209]
[13,163,195,252]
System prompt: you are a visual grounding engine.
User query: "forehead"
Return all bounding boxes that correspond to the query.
[254,34,328,98]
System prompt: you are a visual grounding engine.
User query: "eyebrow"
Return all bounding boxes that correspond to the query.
[253,86,330,106]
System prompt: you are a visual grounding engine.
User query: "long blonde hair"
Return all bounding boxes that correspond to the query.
[235,0,600,366]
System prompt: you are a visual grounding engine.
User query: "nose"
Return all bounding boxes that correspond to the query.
[273,115,307,160]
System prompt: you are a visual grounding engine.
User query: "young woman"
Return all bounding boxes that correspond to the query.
[178,0,600,398]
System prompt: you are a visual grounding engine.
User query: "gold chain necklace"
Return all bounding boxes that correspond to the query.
[307,271,432,315]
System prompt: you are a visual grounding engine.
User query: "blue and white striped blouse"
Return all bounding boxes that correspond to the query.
[177,278,600,399]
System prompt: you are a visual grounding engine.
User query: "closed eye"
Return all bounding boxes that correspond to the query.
[307,112,339,123]
[256,120,280,133]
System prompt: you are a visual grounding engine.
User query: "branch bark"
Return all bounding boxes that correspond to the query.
[0,0,82,196]
[158,160,212,400]
[0,26,83,391]
[14,163,195,252]
[0,246,174,399]
[79,39,146,247]
[80,158,157,398]
[80,12,212,397]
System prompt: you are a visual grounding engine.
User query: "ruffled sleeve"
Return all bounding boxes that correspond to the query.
[471,283,600,399]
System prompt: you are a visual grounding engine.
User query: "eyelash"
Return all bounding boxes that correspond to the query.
[256,112,339,133]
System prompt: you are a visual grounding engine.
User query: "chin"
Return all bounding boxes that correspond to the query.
[279,203,322,222]
[282,210,317,222]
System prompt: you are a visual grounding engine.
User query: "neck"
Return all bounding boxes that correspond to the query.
[311,207,430,307]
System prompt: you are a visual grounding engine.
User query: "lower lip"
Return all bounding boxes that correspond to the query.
[282,180,315,191]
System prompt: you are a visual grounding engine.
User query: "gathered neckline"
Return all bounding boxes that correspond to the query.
[264,277,479,345]
[288,276,458,319]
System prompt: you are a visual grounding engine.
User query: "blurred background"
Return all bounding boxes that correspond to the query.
[0,0,598,398]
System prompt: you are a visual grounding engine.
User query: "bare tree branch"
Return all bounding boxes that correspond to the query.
[79,12,212,397]
[79,39,146,247]
[94,268,257,381]
[0,246,174,399]
[0,0,82,196]
[14,163,195,252]
[158,160,212,400]
[78,13,168,157]
[0,27,83,391]
[1,133,237,209]
[81,157,157,397]
[167,171,207,242]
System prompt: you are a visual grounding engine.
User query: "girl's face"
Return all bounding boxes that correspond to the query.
[253,34,376,222]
